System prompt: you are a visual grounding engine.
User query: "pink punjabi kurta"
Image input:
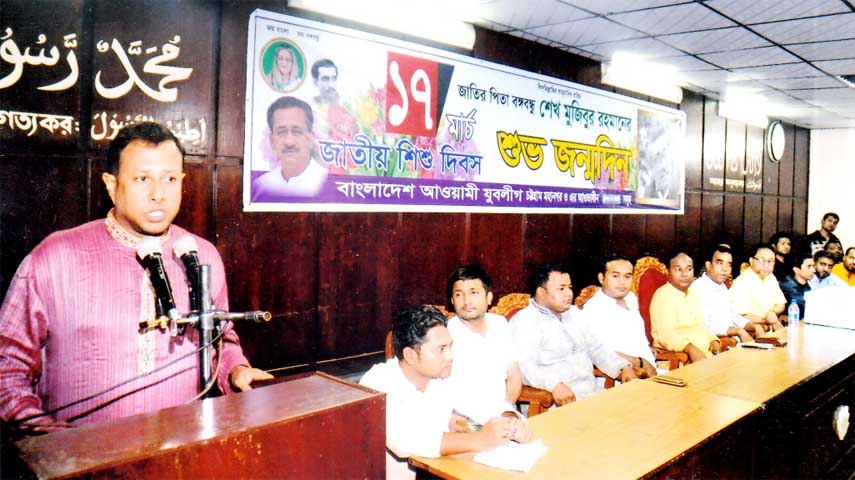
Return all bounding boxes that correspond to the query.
[0,216,250,425]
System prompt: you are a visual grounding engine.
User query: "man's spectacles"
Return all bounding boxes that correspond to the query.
[752,257,775,265]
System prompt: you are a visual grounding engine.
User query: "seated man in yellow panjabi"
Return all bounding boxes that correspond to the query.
[729,243,786,332]
[650,249,721,363]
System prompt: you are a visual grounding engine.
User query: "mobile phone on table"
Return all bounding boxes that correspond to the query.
[652,375,687,387]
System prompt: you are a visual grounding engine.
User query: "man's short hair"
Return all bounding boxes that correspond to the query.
[311,58,338,80]
[266,96,314,132]
[528,262,570,297]
[825,239,843,250]
[846,246,855,256]
[707,244,733,262]
[661,248,692,268]
[749,243,775,259]
[793,251,814,269]
[446,264,492,301]
[813,249,835,264]
[106,122,184,175]
[598,253,633,274]
[770,232,791,246]
[391,306,448,359]
[822,212,840,222]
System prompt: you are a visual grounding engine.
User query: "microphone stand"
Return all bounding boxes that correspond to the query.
[138,264,271,399]
[197,264,215,396]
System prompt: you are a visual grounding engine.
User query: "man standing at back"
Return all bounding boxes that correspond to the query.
[805,212,840,254]
[650,250,721,362]
[444,265,523,425]
[690,245,756,341]
[578,254,656,378]
[770,232,792,281]
[510,262,636,406]
[729,244,786,332]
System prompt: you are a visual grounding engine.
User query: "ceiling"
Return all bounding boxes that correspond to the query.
[469,0,855,129]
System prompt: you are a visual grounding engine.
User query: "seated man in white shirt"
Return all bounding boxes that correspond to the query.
[690,244,755,341]
[360,307,531,479]
[445,265,523,424]
[578,254,657,378]
[511,262,636,407]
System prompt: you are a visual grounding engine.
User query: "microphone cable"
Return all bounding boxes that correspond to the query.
[12,325,229,428]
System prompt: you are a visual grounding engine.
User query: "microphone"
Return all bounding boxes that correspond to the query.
[136,237,181,326]
[220,311,272,323]
[173,235,201,311]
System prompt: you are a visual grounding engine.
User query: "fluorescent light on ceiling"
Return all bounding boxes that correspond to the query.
[289,0,477,50]
[601,53,684,104]
[718,92,769,128]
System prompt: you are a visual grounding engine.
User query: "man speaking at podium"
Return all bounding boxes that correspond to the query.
[0,123,271,432]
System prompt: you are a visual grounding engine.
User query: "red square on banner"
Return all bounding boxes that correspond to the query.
[385,52,438,137]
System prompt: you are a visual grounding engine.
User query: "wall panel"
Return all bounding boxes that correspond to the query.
[723,195,745,247]
[702,98,725,192]
[777,124,795,197]
[725,121,746,193]
[777,198,793,235]
[469,214,525,297]
[317,213,399,357]
[682,92,704,190]
[520,214,572,296]
[743,196,763,251]
[762,197,779,247]
[793,128,809,199]
[701,193,724,258]
[569,214,611,287]
[676,192,702,260]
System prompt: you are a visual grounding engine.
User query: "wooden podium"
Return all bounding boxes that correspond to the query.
[12,372,385,479]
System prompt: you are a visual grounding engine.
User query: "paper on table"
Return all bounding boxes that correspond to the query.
[473,439,548,473]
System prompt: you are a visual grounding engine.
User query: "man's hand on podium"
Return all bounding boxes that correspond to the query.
[229,365,274,391]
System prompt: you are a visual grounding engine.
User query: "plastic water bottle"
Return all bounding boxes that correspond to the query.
[787,300,800,326]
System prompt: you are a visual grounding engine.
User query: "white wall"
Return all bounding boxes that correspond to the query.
[809,128,855,249]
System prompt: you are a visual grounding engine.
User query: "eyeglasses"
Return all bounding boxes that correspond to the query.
[752,257,775,265]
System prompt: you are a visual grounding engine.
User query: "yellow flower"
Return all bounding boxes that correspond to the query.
[358,98,379,125]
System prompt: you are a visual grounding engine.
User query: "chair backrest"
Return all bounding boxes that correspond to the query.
[384,331,394,360]
[575,285,599,309]
[633,256,668,345]
[426,304,454,319]
[489,293,531,320]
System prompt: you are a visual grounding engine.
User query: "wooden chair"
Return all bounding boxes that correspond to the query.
[632,256,690,370]
[488,293,530,318]
[426,304,454,319]
[574,285,600,309]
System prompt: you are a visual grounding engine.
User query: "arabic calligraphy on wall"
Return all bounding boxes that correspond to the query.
[1,0,217,154]
[1,28,193,101]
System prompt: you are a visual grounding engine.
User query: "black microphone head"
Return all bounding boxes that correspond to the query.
[136,236,163,260]
[173,235,199,259]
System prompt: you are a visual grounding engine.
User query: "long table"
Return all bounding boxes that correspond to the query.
[412,323,855,478]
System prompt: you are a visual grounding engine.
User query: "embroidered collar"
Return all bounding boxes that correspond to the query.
[530,299,565,320]
[105,209,170,248]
